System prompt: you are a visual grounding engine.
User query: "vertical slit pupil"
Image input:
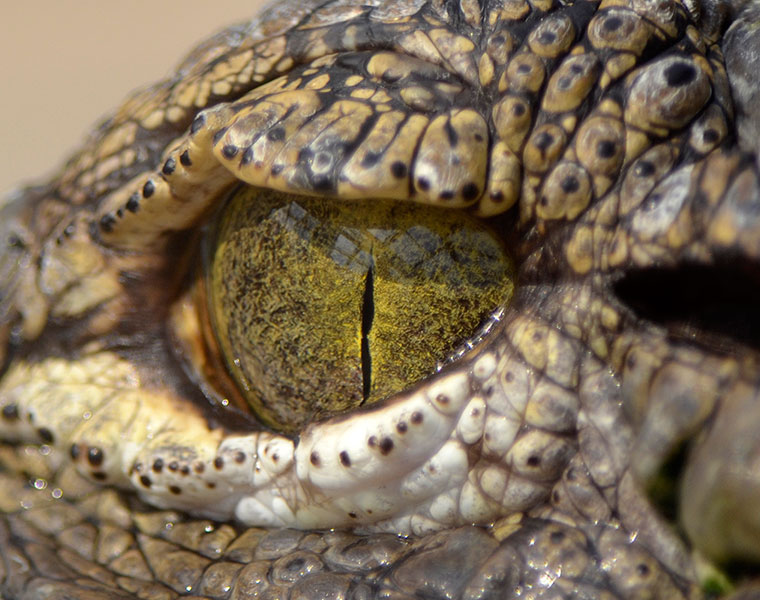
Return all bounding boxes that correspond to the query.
[361,261,375,401]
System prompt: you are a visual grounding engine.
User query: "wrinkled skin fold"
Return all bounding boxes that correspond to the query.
[2,0,760,598]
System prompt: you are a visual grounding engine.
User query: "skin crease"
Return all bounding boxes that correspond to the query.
[1,0,760,599]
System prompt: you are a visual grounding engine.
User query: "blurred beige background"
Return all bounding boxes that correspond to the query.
[1,1,268,198]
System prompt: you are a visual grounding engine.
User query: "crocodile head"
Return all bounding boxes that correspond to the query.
[1,1,760,598]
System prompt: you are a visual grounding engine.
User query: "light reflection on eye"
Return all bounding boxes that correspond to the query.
[201,186,515,433]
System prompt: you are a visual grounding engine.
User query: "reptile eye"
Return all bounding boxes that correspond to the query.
[197,186,514,433]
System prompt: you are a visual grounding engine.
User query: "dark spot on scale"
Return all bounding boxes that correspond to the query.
[348,512,357,519]
[271,453,279,463]
[539,195,549,207]
[2,404,19,420]
[339,451,352,467]
[169,485,182,495]
[550,530,565,543]
[444,120,459,146]
[643,193,662,212]
[538,30,557,46]
[168,461,179,472]
[597,140,617,159]
[517,63,532,74]
[506,371,514,382]
[561,176,580,194]
[553,489,561,503]
[179,150,192,167]
[411,411,424,425]
[703,129,719,144]
[566,467,577,481]
[222,144,239,159]
[153,458,164,473]
[235,452,246,464]
[664,62,697,87]
[207,482,216,489]
[379,437,394,455]
[602,15,623,31]
[570,63,584,74]
[391,161,407,178]
[362,152,381,168]
[436,394,450,406]
[286,557,307,572]
[87,447,104,467]
[194,462,205,474]
[513,102,526,117]
[92,472,107,481]
[190,115,206,134]
[558,76,572,90]
[417,177,431,191]
[310,452,321,466]
[381,70,402,84]
[180,465,190,475]
[143,180,155,198]
[637,563,651,577]
[490,190,505,203]
[162,157,176,176]
[240,147,254,165]
[396,422,408,434]
[116,208,124,218]
[140,475,152,488]
[532,331,543,342]
[267,126,286,142]
[99,214,116,233]
[7,234,25,250]
[298,147,313,163]
[535,131,554,153]
[126,193,140,213]
[634,161,655,177]
[492,34,506,45]
[527,455,542,467]
[462,183,479,201]
[439,190,455,200]
[314,152,332,169]
[271,164,284,176]
[70,444,80,460]
[214,457,224,470]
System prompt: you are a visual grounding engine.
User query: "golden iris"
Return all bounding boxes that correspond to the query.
[206,187,514,432]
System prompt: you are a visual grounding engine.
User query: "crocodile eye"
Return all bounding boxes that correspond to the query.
[202,186,514,432]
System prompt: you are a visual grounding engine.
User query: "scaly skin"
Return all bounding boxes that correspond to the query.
[1,0,760,598]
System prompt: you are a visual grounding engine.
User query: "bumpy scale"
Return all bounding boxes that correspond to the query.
[1,0,760,598]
